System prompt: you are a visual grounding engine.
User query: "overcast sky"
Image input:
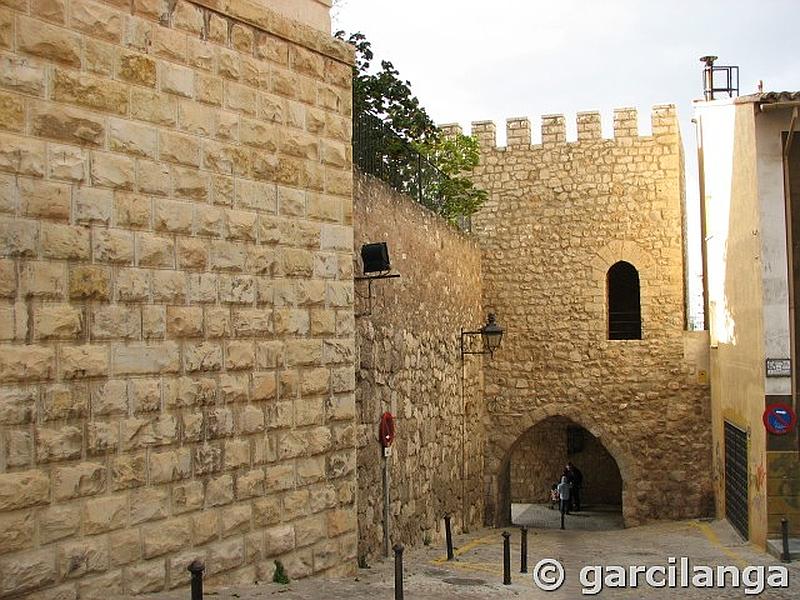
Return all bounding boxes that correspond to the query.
[333,0,800,326]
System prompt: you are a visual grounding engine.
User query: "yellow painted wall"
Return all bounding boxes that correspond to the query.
[700,101,768,547]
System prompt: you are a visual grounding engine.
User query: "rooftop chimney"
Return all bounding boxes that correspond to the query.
[699,55,739,101]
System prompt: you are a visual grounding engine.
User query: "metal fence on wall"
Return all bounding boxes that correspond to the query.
[353,111,471,231]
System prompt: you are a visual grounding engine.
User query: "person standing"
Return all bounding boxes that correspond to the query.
[567,462,583,511]
[556,475,571,530]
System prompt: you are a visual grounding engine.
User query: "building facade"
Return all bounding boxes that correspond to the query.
[454,106,713,528]
[696,91,800,550]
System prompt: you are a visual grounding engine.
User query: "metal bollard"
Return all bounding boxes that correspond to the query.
[560,506,565,530]
[393,544,405,600]
[444,514,454,561]
[520,526,528,573]
[188,559,205,600]
[781,518,791,563]
[502,531,511,585]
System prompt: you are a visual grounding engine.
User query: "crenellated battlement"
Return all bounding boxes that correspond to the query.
[448,104,679,151]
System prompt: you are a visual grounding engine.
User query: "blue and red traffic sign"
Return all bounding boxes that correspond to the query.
[762,403,797,436]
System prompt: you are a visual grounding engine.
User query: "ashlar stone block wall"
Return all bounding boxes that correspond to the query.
[353,174,484,562]
[455,107,713,527]
[0,0,356,597]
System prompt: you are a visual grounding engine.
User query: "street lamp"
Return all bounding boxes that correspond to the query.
[461,313,504,358]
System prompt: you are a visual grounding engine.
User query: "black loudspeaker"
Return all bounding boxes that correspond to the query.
[361,242,391,274]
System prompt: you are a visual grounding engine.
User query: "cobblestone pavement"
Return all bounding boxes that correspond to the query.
[143,519,799,599]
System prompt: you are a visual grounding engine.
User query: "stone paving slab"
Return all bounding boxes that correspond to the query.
[140,520,799,599]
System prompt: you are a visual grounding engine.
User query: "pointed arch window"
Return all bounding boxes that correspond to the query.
[607,261,642,340]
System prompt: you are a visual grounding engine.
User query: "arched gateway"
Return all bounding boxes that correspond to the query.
[485,406,636,527]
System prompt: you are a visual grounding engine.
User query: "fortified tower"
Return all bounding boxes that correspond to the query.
[448,106,713,526]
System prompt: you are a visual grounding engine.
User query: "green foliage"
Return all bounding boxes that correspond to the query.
[336,31,487,221]
[272,560,290,584]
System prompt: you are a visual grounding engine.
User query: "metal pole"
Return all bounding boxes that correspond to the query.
[781,518,791,562]
[560,505,565,530]
[520,526,528,573]
[502,531,511,585]
[393,544,405,600]
[383,452,390,558]
[444,514,454,560]
[188,560,204,600]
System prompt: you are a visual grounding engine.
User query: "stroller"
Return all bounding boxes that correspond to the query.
[549,483,559,510]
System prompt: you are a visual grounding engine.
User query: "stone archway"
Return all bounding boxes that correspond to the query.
[485,405,638,528]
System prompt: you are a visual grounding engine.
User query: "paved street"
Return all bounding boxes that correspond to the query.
[143,518,798,599]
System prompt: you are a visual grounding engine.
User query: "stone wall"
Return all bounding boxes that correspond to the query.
[453,107,713,527]
[0,1,356,597]
[509,417,622,506]
[352,173,484,562]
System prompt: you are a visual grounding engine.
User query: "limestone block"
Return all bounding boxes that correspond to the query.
[142,517,191,558]
[0,90,24,132]
[33,304,84,340]
[129,487,169,524]
[112,342,179,376]
[223,438,249,469]
[110,453,146,490]
[60,344,109,379]
[225,341,255,371]
[194,443,222,475]
[36,425,83,462]
[232,308,272,337]
[84,38,114,76]
[52,69,128,115]
[172,165,209,200]
[41,384,86,421]
[192,510,219,547]
[285,339,322,366]
[126,560,166,594]
[136,233,175,267]
[21,262,65,298]
[109,529,140,567]
[252,372,277,401]
[120,414,176,450]
[91,305,140,340]
[90,152,135,190]
[221,504,251,537]
[161,63,194,98]
[205,539,244,576]
[226,82,257,115]
[40,223,90,260]
[219,275,255,304]
[165,306,202,338]
[0,549,57,596]
[195,73,223,106]
[89,380,127,415]
[204,307,231,338]
[83,495,127,534]
[264,463,295,491]
[0,259,16,298]
[17,15,80,66]
[276,248,313,277]
[206,474,234,507]
[53,462,106,500]
[69,265,111,300]
[160,131,201,167]
[116,268,149,302]
[177,237,208,270]
[93,229,134,264]
[0,470,49,511]
[86,421,118,454]
[0,217,38,258]
[118,51,157,87]
[69,0,123,42]
[0,132,45,176]
[0,345,55,382]
[183,342,223,372]
[75,188,113,225]
[0,511,35,554]
[76,570,122,600]
[109,118,157,158]
[131,88,176,126]
[149,448,191,484]
[39,504,80,544]
[173,480,204,514]
[236,469,265,500]
[152,25,186,63]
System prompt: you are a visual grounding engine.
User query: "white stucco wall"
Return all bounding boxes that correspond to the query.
[755,108,793,396]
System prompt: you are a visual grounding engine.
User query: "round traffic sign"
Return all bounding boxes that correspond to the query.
[762,403,797,436]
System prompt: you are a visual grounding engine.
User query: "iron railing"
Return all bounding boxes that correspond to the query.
[353,111,471,231]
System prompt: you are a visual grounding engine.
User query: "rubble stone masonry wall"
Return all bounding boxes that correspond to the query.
[454,107,713,527]
[353,174,484,562]
[0,0,356,597]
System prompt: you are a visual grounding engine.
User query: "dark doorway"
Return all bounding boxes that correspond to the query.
[608,261,642,339]
[508,416,623,530]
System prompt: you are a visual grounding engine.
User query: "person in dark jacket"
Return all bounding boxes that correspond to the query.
[566,462,583,511]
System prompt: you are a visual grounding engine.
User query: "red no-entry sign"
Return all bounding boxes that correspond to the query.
[763,403,797,436]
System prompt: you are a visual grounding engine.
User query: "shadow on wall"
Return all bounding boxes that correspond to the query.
[509,416,623,508]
